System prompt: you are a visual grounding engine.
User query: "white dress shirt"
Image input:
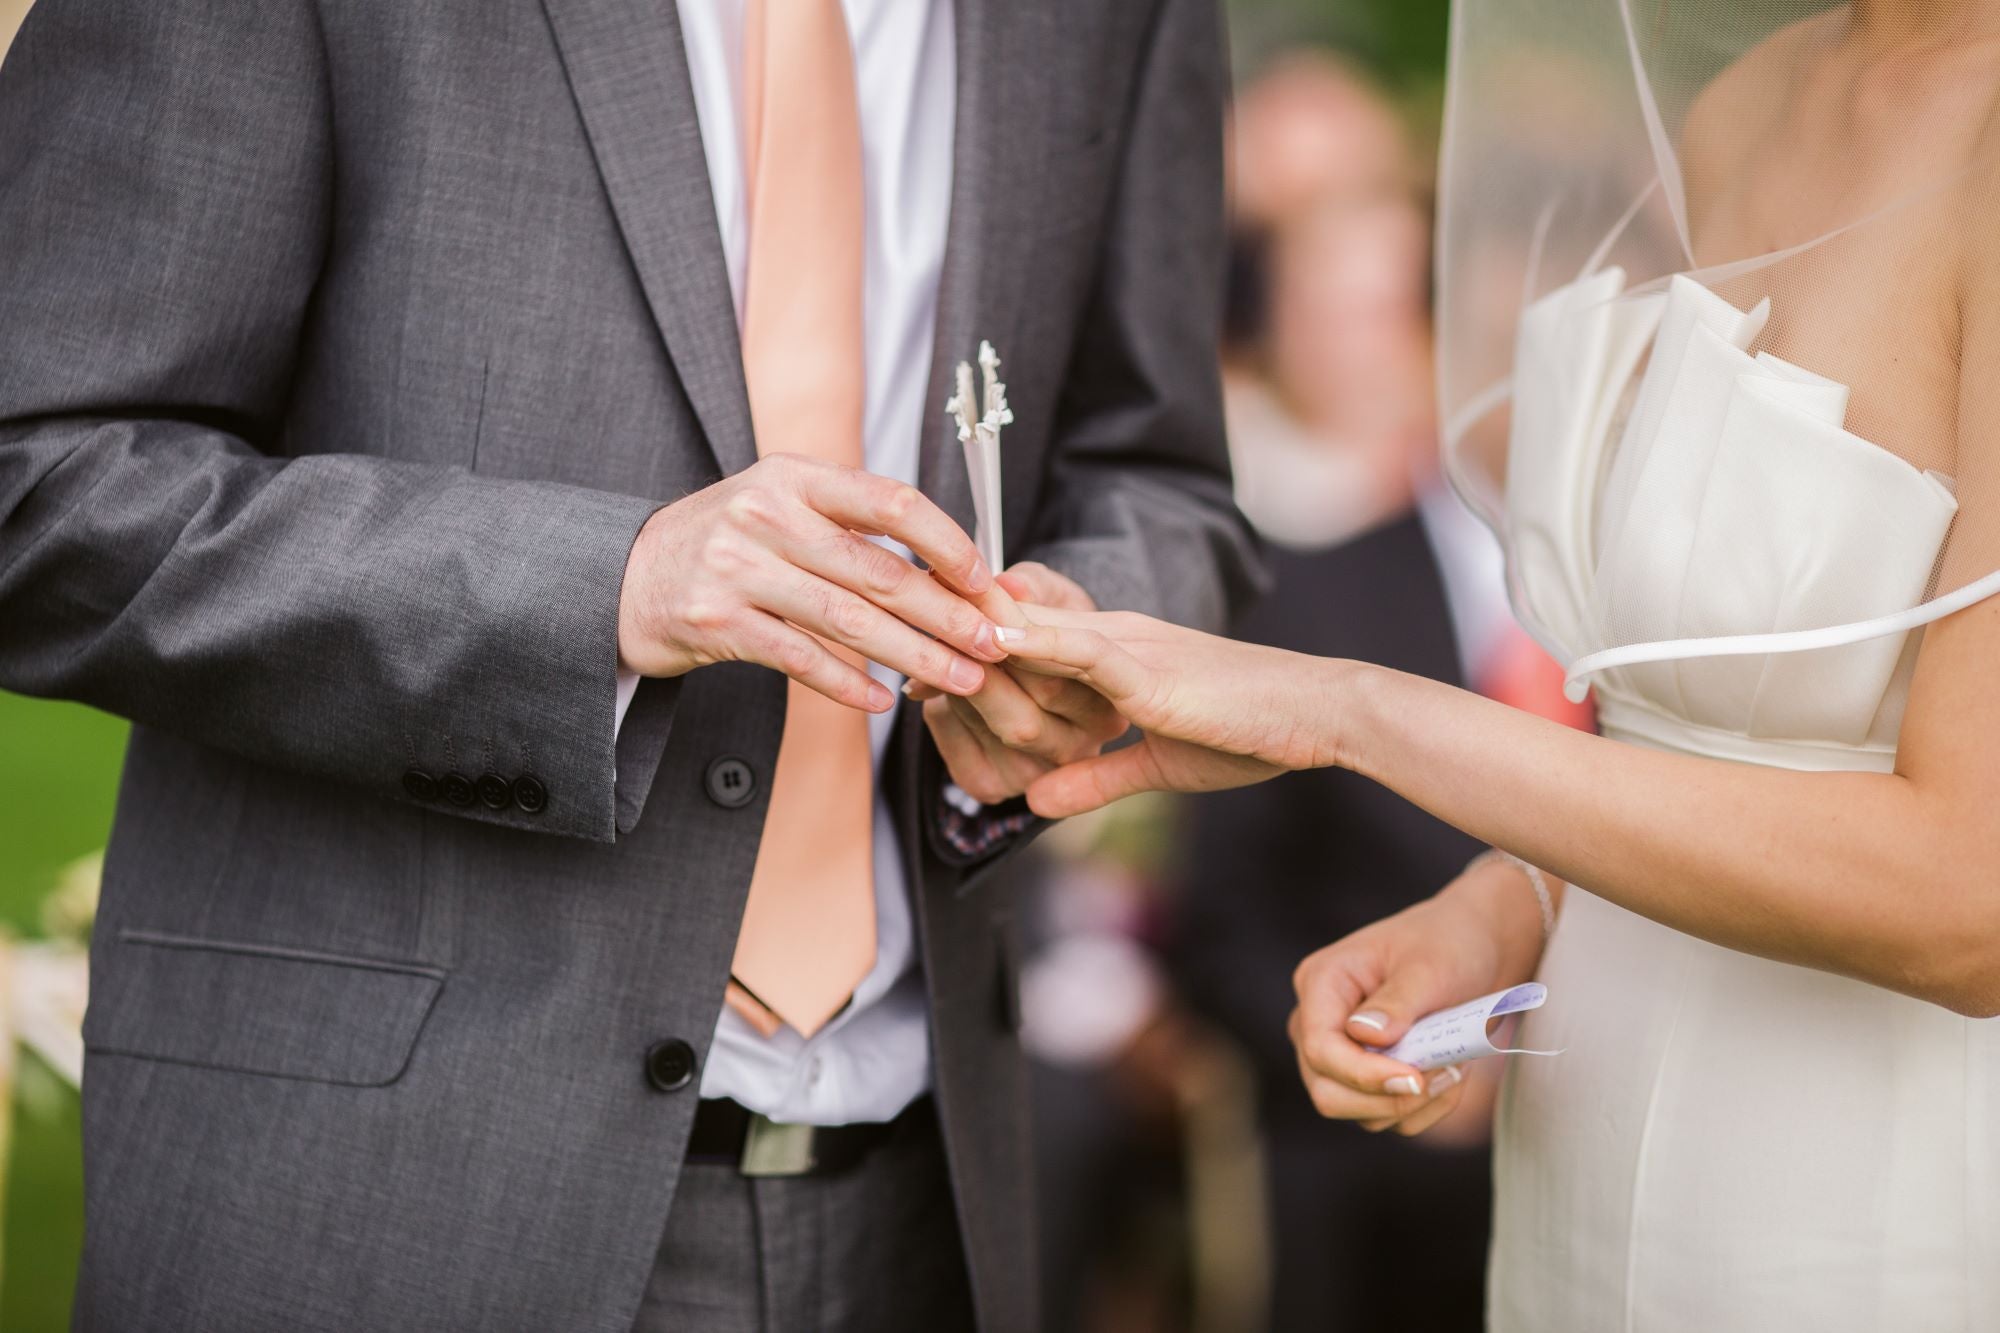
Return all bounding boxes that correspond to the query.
[618,0,954,1125]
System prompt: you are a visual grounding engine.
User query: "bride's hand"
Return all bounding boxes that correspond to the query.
[1288,857,1547,1136]
[999,607,1346,818]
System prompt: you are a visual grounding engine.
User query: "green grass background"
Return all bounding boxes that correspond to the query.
[1,694,126,1331]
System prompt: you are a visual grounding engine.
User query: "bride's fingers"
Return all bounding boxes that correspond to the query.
[1391,1071,1469,1137]
[999,622,1152,704]
[1293,977,1436,1095]
[1288,1007,1430,1108]
[1362,1069,1469,1135]
[1023,743,1164,819]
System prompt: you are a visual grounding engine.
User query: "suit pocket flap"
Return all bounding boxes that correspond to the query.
[85,930,445,1087]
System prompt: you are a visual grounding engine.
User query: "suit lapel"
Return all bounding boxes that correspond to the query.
[541,0,757,479]
[918,0,1049,543]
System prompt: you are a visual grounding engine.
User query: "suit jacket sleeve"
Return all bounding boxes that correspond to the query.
[0,0,663,843]
[1017,0,1262,630]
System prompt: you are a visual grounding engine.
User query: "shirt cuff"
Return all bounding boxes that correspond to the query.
[614,667,641,740]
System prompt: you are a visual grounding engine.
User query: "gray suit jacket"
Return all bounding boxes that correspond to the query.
[0,0,1255,1328]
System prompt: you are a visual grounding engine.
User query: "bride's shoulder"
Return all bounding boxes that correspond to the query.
[1680,15,1833,167]
[1678,16,1829,194]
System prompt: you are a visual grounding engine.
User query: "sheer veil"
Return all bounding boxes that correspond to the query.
[1436,0,2000,712]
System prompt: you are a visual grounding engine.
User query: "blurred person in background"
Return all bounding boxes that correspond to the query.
[1184,52,1573,1332]
[1020,52,1590,1333]
[999,4,2000,1328]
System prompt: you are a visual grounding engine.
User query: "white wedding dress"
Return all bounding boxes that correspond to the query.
[1484,272,2000,1331]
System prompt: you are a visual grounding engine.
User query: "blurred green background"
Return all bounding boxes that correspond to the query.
[0,0,1448,1327]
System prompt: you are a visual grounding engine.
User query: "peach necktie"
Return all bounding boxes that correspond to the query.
[725,0,877,1039]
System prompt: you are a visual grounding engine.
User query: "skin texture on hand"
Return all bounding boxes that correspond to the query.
[1288,857,1549,1137]
[999,606,1326,817]
[918,562,1130,804]
[617,453,1006,712]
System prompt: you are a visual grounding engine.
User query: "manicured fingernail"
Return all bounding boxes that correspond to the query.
[1349,1011,1388,1033]
[947,658,985,692]
[1385,1075,1423,1097]
[902,679,919,697]
[1426,1066,1463,1097]
[970,623,1006,661]
[867,683,896,712]
[994,626,1027,645]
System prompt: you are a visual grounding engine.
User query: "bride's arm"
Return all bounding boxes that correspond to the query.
[1328,611,2000,1016]
[1008,582,2000,1017]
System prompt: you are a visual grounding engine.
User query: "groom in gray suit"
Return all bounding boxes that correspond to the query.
[0,0,1252,1328]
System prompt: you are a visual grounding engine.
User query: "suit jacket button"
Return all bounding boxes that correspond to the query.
[476,773,513,810]
[440,772,476,807]
[513,774,549,814]
[402,768,439,802]
[645,1039,697,1093]
[705,757,756,809]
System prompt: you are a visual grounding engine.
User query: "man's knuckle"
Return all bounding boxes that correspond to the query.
[999,713,1045,748]
[701,532,753,575]
[876,482,920,525]
[858,543,910,596]
[678,598,727,633]
[827,593,875,641]
[723,485,777,528]
[776,636,821,677]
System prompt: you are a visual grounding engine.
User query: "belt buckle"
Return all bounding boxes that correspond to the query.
[739,1113,817,1177]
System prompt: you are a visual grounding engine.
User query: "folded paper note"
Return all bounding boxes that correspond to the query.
[946,340,1011,574]
[1369,983,1561,1072]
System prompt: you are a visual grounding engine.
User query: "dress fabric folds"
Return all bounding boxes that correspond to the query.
[1486,273,1995,1332]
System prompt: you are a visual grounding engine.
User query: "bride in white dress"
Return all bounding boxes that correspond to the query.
[993,2,2000,1328]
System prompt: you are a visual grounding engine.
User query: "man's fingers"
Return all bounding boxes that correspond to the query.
[1014,671,1127,742]
[955,667,1096,764]
[761,569,987,699]
[997,561,1094,611]
[923,697,1016,804]
[791,459,991,595]
[1023,742,1162,818]
[947,694,1053,793]
[787,520,1007,663]
[739,614,894,713]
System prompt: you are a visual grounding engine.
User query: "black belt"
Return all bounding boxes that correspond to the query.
[686,1095,934,1178]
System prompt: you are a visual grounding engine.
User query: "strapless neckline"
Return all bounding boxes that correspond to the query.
[1502,271,1957,768]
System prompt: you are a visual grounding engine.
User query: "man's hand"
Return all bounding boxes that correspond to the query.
[618,454,1007,712]
[920,562,1129,803]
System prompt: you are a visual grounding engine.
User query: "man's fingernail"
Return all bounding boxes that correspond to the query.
[969,558,994,591]
[1426,1066,1463,1097]
[867,683,896,712]
[1385,1075,1423,1097]
[1349,1011,1388,1033]
[994,626,1027,645]
[947,658,985,692]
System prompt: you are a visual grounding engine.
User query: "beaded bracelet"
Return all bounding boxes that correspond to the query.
[1469,848,1557,943]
